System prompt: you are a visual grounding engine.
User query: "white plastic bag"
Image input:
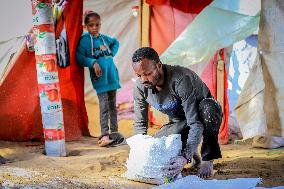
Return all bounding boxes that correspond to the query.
[123,134,182,185]
[154,175,262,189]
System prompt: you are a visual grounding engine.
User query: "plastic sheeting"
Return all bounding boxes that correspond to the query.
[0,37,24,84]
[235,0,284,146]
[149,5,216,126]
[227,35,258,137]
[228,35,258,114]
[154,175,262,189]
[149,4,229,143]
[160,0,260,68]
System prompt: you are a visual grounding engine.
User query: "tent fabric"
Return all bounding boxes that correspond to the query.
[149,4,230,143]
[0,37,24,84]
[234,56,266,139]
[228,36,258,114]
[227,35,257,137]
[116,79,135,121]
[150,0,261,143]
[57,0,89,137]
[0,46,43,141]
[149,5,216,120]
[160,0,260,68]
[83,0,139,134]
[235,0,284,141]
[0,0,89,141]
[146,0,212,14]
[150,5,197,55]
[83,0,139,102]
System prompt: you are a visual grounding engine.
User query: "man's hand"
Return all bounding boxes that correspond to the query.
[162,156,188,177]
[197,160,214,178]
[93,62,102,78]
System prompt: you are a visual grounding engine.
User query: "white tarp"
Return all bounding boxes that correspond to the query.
[228,36,258,114]
[227,35,258,137]
[151,0,261,128]
[0,0,32,84]
[153,175,283,189]
[0,37,24,84]
[235,0,284,147]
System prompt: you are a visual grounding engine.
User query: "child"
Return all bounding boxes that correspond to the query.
[76,10,121,147]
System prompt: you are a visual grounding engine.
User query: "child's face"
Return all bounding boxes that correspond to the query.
[86,16,101,37]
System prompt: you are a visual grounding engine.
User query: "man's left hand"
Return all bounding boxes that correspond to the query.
[162,156,188,177]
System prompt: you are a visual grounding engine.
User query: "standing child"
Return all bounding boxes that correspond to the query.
[76,10,121,147]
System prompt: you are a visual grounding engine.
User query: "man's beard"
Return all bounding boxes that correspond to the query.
[143,82,154,89]
[142,73,161,89]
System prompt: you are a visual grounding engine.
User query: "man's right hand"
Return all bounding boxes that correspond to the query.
[162,156,188,177]
[93,62,102,78]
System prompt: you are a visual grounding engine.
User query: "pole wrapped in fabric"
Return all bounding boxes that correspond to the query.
[31,0,66,156]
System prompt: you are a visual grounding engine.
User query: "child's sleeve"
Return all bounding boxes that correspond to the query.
[107,36,119,56]
[76,38,96,68]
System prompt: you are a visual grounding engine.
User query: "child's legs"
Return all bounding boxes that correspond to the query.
[107,90,118,133]
[97,92,110,136]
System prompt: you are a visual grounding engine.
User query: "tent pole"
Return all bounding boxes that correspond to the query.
[31,0,66,156]
[217,50,224,118]
[217,49,229,144]
[140,0,150,47]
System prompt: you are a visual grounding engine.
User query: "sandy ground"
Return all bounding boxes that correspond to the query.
[0,124,283,188]
[0,104,283,188]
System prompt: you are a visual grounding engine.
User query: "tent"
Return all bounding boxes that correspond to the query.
[141,0,229,143]
[1,0,282,148]
[0,0,88,141]
[0,0,139,141]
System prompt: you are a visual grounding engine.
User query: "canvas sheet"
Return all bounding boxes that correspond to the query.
[83,0,139,105]
[235,0,284,142]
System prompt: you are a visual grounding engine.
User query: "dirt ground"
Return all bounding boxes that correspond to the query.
[0,138,283,189]
[0,116,284,188]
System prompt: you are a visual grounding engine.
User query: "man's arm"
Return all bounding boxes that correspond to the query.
[133,84,149,134]
[176,75,204,162]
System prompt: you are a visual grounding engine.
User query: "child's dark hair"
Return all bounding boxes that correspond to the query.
[84,10,100,25]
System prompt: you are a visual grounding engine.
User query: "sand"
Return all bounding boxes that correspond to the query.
[0,105,284,188]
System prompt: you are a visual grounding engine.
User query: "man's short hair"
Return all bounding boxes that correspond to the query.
[132,47,160,64]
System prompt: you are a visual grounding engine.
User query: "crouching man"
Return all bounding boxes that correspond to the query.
[131,47,223,178]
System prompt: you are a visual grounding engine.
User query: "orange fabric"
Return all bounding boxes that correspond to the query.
[56,0,89,139]
[146,0,212,14]
[200,55,217,98]
[150,5,216,96]
[0,0,89,141]
[0,48,43,141]
[150,5,197,55]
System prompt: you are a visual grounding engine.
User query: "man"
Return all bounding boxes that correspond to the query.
[132,47,223,178]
